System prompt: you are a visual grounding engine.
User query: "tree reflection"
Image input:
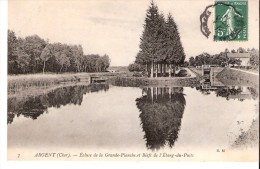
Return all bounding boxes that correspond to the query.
[215,87,242,99]
[196,84,258,101]
[247,87,259,100]
[8,83,109,124]
[136,87,186,150]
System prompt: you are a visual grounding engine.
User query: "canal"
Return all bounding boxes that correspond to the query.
[7,80,259,160]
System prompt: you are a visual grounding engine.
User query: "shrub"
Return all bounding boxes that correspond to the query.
[128,63,145,72]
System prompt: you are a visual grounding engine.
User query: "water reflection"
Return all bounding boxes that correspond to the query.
[136,87,186,150]
[197,83,258,101]
[198,68,259,101]
[8,84,109,124]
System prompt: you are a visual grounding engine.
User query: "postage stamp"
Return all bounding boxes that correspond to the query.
[214,0,248,41]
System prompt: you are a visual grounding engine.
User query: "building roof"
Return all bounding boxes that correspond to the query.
[227,53,251,58]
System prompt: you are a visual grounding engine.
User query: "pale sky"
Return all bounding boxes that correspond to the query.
[9,0,259,66]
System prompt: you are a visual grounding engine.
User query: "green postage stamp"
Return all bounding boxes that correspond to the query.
[214,0,248,41]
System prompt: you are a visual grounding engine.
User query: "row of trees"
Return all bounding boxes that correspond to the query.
[132,1,185,77]
[189,52,230,67]
[188,48,259,67]
[8,30,110,74]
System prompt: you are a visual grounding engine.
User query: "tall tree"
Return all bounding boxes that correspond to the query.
[136,3,185,77]
[101,54,111,71]
[40,44,52,73]
[16,49,31,73]
[23,35,47,72]
[137,0,160,76]
[8,30,18,74]
[154,13,167,63]
[56,53,70,72]
[165,13,185,67]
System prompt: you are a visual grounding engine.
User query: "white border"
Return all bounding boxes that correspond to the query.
[0,0,258,168]
[1,162,260,169]
[0,0,8,167]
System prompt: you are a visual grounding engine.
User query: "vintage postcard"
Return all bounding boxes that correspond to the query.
[6,0,259,162]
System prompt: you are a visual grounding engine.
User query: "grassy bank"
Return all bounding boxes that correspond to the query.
[232,116,259,149]
[109,76,200,87]
[108,68,200,87]
[9,73,82,91]
[8,72,126,91]
[8,82,86,99]
[216,68,259,89]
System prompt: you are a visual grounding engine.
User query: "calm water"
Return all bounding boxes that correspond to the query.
[8,82,258,153]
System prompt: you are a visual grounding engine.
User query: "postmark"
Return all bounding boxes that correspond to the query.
[200,4,214,39]
[214,0,248,41]
[200,0,248,41]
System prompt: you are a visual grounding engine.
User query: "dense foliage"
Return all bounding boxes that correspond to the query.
[188,48,259,67]
[135,1,185,69]
[189,52,228,67]
[8,30,110,74]
[249,48,259,66]
[128,63,145,72]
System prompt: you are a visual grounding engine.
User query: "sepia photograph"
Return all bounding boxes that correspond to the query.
[4,0,259,163]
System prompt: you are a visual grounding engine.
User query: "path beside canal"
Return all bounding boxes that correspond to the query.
[230,68,259,76]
